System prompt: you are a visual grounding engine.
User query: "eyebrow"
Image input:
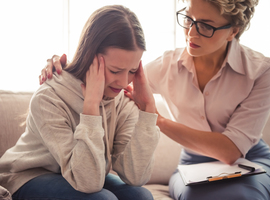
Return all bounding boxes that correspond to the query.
[185,10,215,23]
[110,65,138,71]
[199,19,215,23]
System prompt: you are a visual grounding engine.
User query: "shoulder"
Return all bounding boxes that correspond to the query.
[144,48,185,80]
[241,45,270,71]
[145,48,184,69]
[229,40,270,79]
[30,84,66,115]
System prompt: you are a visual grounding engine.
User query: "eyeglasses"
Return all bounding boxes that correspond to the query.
[176,9,232,38]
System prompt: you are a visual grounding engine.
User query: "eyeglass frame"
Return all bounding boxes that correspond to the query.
[176,8,232,38]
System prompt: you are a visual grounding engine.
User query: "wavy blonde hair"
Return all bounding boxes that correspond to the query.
[182,0,259,40]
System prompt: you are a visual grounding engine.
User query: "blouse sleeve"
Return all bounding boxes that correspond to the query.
[223,63,270,157]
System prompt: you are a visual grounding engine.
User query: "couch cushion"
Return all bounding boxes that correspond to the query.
[0,90,33,157]
[143,184,173,200]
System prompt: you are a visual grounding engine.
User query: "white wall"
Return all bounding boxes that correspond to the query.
[0,0,269,92]
[0,0,175,92]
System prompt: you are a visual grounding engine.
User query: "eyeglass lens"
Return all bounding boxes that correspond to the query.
[178,14,214,37]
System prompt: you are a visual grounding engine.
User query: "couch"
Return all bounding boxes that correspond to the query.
[0,90,269,200]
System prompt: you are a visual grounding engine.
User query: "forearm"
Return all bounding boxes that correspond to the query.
[157,116,242,165]
[113,111,160,185]
[41,114,106,193]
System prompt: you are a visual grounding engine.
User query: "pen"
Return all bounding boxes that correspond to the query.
[238,164,255,172]
[207,172,241,182]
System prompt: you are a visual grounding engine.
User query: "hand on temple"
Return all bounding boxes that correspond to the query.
[124,61,156,113]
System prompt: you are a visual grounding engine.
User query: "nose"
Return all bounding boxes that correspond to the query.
[188,22,199,37]
[189,21,195,28]
[117,73,129,88]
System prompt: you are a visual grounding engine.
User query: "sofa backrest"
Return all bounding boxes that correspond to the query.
[0,90,269,185]
[0,90,33,157]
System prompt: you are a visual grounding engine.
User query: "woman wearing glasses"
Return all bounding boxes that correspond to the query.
[41,0,270,199]
[150,0,270,199]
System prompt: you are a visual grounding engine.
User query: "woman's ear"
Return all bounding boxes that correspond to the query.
[227,26,240,41]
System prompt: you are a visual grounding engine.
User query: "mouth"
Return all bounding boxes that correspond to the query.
[188,41,200,49]
[109,87,122,93]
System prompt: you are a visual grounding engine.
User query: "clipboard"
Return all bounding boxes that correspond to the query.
[178,158,266,185]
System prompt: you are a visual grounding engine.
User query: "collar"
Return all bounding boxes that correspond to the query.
[225,39,245,75]
[179,39,245,75]
[179,48,194,73]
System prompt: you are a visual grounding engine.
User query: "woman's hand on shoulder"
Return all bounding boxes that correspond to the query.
[124,61,156,113]
[39,54,67,85]
[81,56,105,116]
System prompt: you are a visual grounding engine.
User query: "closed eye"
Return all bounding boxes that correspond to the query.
[110,70,119,74]
[129,71,136,74]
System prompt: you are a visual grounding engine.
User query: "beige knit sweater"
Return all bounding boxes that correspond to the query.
[0,70,160,194]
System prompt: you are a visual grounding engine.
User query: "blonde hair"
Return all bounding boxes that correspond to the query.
[182,0,259,40]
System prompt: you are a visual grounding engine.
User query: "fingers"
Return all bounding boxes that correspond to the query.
[124,84,134,100]
[90,55,104,75]
[85,56,104,84]
[90,56,99,75]
[39,66,47,85]
[39,59,52,85]
[124,90,133,101]
[47,58,55,78]
[52,55,63,75]
[60,54,67,67]
[98,56,105,73]
[40,54,66,85]
[125,84,133,93]
[135,61,144,77]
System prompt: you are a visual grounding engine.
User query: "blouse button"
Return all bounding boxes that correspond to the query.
[205,91,209,96]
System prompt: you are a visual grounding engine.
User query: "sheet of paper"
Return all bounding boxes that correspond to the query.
[178,158,263,185]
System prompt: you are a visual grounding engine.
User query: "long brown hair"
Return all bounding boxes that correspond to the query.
[64,5,146,81]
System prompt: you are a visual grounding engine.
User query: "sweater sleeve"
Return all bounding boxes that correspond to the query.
[31,89,106,193]
[112,103,160,186]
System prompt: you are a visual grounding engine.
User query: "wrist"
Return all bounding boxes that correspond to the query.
[83,99,100,116]
[156,114,166,129]
[143,103,156,113]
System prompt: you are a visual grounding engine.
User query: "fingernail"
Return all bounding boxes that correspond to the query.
[57,69,61,74]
